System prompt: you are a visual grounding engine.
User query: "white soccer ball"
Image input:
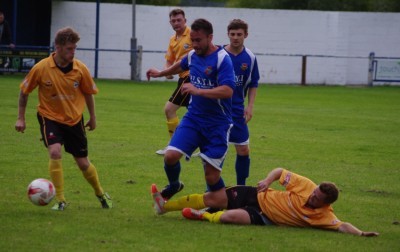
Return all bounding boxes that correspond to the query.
[27,178,56,206]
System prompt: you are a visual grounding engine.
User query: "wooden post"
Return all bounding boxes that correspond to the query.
[301,55,307,85]
[368,52,375,87]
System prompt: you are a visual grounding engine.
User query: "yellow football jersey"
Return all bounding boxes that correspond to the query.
[20,53,98,126]
[165,26,192,78]
[258,169,343,230]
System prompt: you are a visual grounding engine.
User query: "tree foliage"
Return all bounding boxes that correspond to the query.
[226,0,400,12]
[60,0,400,12]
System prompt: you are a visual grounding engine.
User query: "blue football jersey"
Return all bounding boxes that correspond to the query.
[180,47,235,125]
[225,47,260,117]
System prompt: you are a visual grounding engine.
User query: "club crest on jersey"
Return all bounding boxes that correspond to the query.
[241,63,248,71]
[283,172,292,186]
[73,81,79,88]
[204,66,213,75]
[183,43,190,50]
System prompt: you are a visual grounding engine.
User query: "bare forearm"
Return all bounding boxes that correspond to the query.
[147,61,183,80]
[164,60,173,70]
[15,91,28,133]
[338,222,379,237]
[247,87,257,108]
[18,91,28,119]
[196,85,233,99]
[265,168,283,185]
[244,88,257,122]
[84,94,97,131]
[160,61,182,76]
[84,94,96,118]
[257,168,283,192]
[164,61,174,78]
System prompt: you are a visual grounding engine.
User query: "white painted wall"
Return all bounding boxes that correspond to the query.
[51,2,400,85]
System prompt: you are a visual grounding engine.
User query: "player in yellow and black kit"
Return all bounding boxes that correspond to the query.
[151,168,379,237]
[155,8,193,155]
[15,27,112,211]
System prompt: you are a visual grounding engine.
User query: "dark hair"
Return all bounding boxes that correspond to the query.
[169,8,185,18]
[319,182,339,204]
[191,18,213,35]
[227,19,248,33]
[54,27,80,45]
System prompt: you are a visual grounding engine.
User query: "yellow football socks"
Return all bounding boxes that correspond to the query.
[49,159,66,202]
[164,194,206,212]
[166,117,179,138]
[203,211,224,223]
[82,163,104,196]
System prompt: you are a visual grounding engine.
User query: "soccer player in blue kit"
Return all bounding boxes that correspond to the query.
[224,19,260,185]
[146,18,236,203]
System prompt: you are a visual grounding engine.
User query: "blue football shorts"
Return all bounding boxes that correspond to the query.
[229,116,249,145]
[167,115,232,170]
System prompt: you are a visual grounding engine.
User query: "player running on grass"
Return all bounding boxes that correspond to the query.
[146,18,235,201]
[223,19,260,185]
[151,168,379,237]
[15,27,112,211]
[155,8,193,155]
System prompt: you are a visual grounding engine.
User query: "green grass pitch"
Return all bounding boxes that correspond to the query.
[0,75,399,251]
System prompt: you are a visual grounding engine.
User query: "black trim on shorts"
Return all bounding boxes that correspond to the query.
[169,76,191,107]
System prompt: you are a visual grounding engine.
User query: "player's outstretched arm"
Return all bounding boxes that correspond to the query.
[146,68,162,80]
[146,61,183,81]
[338,222,379,237]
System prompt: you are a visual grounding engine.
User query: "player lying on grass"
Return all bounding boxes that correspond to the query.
[151,168,379,237]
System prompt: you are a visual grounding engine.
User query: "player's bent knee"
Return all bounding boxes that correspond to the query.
[206,176,225,192]
[204,189,228,208]
[164,150,182,164]
[205,174,219,186]
[236,145,249,156]
[48,144,62,159]
[75,157,90,171]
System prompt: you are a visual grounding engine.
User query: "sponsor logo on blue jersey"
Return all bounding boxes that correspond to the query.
[190,75,214,88]
[235,75,244,86]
